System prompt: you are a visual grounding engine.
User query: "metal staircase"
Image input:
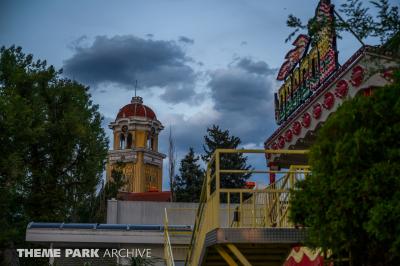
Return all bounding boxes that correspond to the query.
[164,149,311,266]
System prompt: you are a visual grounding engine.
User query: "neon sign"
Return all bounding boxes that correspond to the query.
[274,0,338,125]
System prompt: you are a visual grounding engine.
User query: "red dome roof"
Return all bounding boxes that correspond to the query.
[116,96,156,120]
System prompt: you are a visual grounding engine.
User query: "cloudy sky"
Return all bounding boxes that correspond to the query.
[1,0,396,188]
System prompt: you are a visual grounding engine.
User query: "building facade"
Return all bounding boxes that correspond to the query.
[107,96,166,193]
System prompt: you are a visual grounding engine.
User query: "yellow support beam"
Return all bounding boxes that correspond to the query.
[227,244,252,266]
[215,246,238,266]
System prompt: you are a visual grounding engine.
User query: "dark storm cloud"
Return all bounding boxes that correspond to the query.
[157,57,279,183]
[178,36,194,44]
[159,115,210,155]
[207,57,278,144]
[209,68,270,112]
[63,35,198,102]
[209,57,275,113]
[161,86,205,104]
[161,86,195,103]
[158,57,278,156]
[67,35,88,50]
[235,57,275,75]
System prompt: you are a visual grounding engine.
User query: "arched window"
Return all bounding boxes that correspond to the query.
[147,137,152,150]
[120,133,126,149]
[127,133,133,149]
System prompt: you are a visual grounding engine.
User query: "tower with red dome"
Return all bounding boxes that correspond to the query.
[107,96,166,193]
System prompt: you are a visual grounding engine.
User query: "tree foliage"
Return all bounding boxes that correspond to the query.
[338,0,375,40]
[0,46,108,253]
[202,125,251,201]
[173,148,204,202]
[91,165,126,223]
[286,0,400,45]
[289,72,400,265]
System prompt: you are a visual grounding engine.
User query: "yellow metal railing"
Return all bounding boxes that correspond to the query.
[164,208,175,266]
[185,149,309,266]
[163,208,195,265]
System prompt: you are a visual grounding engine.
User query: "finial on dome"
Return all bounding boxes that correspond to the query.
[131,96,143,104]
[134,80,138,97]
[131,80,143,104]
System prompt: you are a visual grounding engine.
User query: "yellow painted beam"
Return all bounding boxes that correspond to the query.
[215,246,238,266]
[227,244,252,266]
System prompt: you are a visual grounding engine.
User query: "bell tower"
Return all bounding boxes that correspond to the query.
[107,96,165,193]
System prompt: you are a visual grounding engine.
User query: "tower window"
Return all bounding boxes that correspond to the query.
[120,133,126,149]
[147,137,153,150]
[127,133,133,149]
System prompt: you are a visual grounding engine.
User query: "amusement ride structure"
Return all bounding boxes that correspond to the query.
[163,0,399,265]
[24,1,398,265]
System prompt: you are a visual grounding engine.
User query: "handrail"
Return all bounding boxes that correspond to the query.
[164,208,175,266]
[185,149,310,266]
[186,168,208,264]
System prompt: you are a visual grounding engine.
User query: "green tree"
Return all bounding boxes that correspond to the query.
[286,0,400,47]
[289,71,400,265]
[92,165,126,222]
[202,125,251,201]
[0,46,108,262]
[173,148,204,202]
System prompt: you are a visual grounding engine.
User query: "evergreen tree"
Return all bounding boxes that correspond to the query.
[202,125,251,201]
[289,71,400,265]
[173,148,204,202]
[0,46,108,263]
[91,165,126,223]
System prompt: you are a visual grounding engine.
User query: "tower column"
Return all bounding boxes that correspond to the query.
[136,152,145,192]
[113,132,119,150]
